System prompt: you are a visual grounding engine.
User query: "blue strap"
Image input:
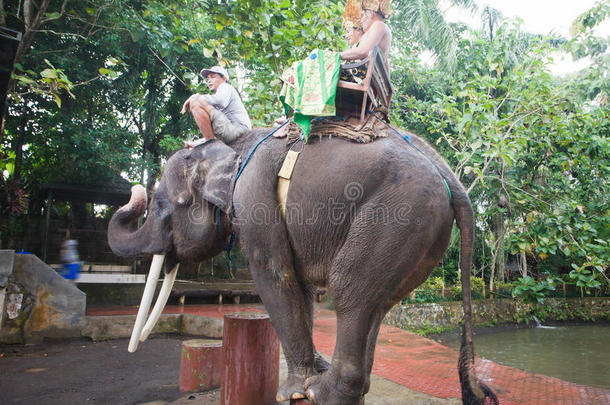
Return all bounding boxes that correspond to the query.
[234,120,290,186]
[367,110,453,203]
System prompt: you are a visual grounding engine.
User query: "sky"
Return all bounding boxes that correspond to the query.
[441,0,610,75]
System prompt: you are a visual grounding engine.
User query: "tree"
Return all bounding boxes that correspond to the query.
[391,0,477,69]
[391,15,609,296]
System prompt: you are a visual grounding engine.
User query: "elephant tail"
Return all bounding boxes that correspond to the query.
[396,130,497,402]
[455,200,499,405]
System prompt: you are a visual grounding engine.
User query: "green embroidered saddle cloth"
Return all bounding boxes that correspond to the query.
[279,49,341,141]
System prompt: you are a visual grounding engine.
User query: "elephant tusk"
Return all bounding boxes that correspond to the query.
[128,254,164,353]
[139,263,179,342]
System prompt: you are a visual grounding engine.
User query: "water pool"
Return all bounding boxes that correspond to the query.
[444,324,610,388]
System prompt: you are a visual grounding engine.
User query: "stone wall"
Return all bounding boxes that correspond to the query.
[383,297,610,335]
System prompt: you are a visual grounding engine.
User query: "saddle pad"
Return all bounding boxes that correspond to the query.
[285,116,388,144]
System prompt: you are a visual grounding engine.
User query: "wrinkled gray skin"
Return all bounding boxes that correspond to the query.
[108,128,495,405]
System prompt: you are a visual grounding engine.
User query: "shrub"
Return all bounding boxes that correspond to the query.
[512,276,558,304]
[450,276,485,300]
[403,276,447,303]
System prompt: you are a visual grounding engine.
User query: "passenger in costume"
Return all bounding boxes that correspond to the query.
[340,0,367,83]
[340,0,392,73]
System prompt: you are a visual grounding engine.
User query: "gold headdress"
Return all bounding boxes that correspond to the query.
[361,0,392,19]
[343,0,363,29]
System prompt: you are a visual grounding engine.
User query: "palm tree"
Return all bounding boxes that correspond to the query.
[391,0,477,69]
[481,5,503,42]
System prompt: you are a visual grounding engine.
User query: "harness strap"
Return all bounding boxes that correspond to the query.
[277,150,301,218]
[234,120,290,185]
[368,110,453,203]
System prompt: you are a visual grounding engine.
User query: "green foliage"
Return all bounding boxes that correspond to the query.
[569,262,603,296]
[413,276,447,303]
[159,135,186,155]
[512,276,557,304]
[450,277,486,301]
[393,12,609,297]
[403,276,488,304]
[12,59,75,107]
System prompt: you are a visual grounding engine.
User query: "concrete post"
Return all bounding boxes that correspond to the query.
[221,312,280,405]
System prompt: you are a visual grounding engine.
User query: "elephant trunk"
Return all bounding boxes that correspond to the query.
[107,186,180,352]
[108,185,170,257]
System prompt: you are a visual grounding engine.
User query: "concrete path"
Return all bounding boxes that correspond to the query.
[88,304,610,405]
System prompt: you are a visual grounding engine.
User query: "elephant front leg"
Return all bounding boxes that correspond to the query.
[250,262,316,401]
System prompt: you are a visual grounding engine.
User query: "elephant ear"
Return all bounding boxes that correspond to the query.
[188,139,240,214]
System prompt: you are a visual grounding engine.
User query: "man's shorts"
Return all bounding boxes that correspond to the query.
[209,108,249,143]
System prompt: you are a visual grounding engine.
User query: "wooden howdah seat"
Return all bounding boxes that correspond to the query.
[335,46,392,127]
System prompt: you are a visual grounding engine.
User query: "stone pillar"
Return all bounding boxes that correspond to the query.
[179,339,223,392]
[221,312,280,405]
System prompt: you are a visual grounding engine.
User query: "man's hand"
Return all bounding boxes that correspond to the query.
[181,94,199,114]
[181,94,212,115]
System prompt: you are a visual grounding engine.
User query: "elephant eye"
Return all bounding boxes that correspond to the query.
[175,192,192,206]
[152,198,169,216]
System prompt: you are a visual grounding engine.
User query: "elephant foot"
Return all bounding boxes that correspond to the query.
[304,371,364,405]
[314,351,330,373]
[363,375,371,395]
[276,373,309,402]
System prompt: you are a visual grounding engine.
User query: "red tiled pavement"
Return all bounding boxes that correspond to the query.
[88,305,610,405]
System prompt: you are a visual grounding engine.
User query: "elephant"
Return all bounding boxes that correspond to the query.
[108,126,497,405]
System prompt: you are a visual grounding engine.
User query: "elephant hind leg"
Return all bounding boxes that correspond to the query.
[306,216,428,404]
[305,308,378,404]
[362,312,385,395]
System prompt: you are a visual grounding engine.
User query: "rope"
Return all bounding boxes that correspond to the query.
[367,110,453,203]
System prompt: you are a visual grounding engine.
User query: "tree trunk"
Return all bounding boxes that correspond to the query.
[7,0,52,95]
[492,210,506,285]
[12,105,26,182]
[142,57,161,194]
[489,253,495,294]
[520,250,527,278]
[0,0,6,26]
